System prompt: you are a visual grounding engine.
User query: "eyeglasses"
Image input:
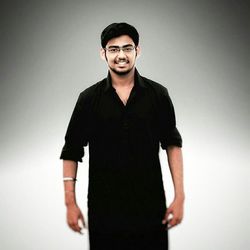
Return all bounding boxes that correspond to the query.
[105,45,136,54]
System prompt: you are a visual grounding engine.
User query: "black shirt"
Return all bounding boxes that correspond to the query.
[60,68,182,234]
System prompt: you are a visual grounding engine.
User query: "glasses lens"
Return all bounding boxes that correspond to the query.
[108,47,119,53]
[122,46,134,52]
[106,46,135,53]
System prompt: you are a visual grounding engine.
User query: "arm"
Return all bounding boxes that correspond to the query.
[63,160,86,234]
[162,146,185,229]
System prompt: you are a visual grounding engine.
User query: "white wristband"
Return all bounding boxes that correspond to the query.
[63,177,77,182]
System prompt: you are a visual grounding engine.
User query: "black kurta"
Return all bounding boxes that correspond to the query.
[60,68,182,250]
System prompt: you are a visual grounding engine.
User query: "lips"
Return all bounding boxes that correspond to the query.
[117,62,127,65]
[115,59,129,65]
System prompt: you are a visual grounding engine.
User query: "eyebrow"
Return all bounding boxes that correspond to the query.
[107,44,134,48]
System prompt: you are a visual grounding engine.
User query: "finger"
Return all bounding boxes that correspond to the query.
[77,219,85,234]
[162,208,172,224]
[72,222,82,233]
[68,220,77,230]
[167,217,181,229]
[175,217,182,224]
[163,218,174,230]
[169,219,177,227]
[69,219,82,233]
[162,216,169,224]
[79,213,86,228]
[166,219,175,230]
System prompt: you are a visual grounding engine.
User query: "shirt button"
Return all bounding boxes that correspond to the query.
[123,120,129,129]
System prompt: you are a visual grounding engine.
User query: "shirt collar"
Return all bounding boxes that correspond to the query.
[103,68,147,93]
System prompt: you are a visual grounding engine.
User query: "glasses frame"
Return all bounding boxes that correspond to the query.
[104,45,136,54]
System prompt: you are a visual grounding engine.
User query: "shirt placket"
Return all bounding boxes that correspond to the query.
[111,86,137,158]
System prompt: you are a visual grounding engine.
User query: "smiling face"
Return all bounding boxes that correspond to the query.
[100,35,140,76]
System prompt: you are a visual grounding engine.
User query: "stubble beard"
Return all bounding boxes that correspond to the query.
[109,65,134,76]
[106,54,136,76]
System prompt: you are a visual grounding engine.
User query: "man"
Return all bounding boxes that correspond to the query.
[60,22,184,250]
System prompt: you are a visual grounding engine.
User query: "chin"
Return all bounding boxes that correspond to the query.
[110,65,134,76]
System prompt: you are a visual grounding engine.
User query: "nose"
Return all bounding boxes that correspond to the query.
[117,49,126,58]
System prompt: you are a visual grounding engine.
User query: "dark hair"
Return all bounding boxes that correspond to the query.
[101,22,139,48]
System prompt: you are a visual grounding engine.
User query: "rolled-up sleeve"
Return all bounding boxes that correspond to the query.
[60,92,90,162]
[158,87,182,149]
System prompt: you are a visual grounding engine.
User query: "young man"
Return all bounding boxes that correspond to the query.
[60,22,184,250]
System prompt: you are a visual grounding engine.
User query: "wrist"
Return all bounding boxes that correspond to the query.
[64,190,77,207]
[65,200,77,207]
[174,192,185,202]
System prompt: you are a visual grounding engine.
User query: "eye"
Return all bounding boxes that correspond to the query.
[109,48,119,53]
[123,46,134,52]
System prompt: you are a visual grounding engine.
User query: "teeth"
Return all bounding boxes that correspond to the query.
[118,62,127,64]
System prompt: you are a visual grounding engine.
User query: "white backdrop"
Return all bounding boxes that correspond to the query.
[1,0,249,249]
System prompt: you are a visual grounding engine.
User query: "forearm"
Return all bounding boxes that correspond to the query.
[63,160,78,207]
[166,146,185,200]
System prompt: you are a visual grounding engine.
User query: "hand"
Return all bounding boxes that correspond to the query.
[162,198,184,229]
[66,204,86,234]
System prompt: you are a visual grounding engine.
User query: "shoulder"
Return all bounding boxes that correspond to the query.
[77,78,106,105]
[141,76,170,98]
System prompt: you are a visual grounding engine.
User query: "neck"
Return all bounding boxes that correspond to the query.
[110,68,135,88]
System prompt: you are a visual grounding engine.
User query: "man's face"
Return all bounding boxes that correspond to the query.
[100,35,140,76]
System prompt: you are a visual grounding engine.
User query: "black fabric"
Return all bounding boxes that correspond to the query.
[89,225,168,250]
[60,68,182,249]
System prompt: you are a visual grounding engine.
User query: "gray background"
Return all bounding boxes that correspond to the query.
[0,0,249,249]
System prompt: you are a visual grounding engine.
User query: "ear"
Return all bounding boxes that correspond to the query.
[100,48,106,61]
[135,45,141,58]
